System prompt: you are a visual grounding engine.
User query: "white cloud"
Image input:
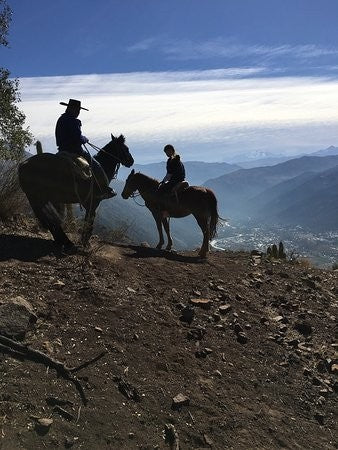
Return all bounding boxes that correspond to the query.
[19,69,338,163]
[127,37,338,61]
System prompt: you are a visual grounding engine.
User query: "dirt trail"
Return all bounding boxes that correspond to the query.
[0,224,337,449]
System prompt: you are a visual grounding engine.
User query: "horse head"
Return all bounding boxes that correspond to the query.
[104,134,134,168]
[121,169,137,199]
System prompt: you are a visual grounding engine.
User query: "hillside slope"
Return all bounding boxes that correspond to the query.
[0,221,337,449]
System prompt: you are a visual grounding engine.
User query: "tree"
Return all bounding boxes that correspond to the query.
[0,0,33,160]
[0,0,11,47]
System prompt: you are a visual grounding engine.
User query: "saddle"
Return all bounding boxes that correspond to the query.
[172,180,189,194]
[57,152,92,180]
[161,181,190,218]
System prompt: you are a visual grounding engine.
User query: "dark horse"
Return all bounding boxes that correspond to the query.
[18,134,134,252]
[121,170,220,258]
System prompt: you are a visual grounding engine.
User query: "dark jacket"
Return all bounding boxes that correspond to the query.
[166,154,185,184]
[55,112,87,156]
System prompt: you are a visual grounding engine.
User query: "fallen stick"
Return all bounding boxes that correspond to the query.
[0,334,87,405]
[70,351,107,373]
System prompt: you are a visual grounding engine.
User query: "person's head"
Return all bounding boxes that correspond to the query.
[163,144,176,158]
[60,99,88,118]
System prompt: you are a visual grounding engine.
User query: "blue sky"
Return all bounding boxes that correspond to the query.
[2,0,338,163]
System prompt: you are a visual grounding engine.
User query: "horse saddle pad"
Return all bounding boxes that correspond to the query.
[57,152,92,180]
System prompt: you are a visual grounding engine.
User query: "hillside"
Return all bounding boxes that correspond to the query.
[205,155,338,220]
[0,219,337,449]
[254,166,338,230]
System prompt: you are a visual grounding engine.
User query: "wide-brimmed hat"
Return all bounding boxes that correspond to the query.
[59,99,89,111]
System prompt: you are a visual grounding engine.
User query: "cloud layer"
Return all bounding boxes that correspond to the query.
[19,68,338,163]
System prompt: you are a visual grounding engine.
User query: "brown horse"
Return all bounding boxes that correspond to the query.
[121,169,220,258]
[18,134,134,252]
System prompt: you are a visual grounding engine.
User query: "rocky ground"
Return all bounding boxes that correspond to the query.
[0,218,337,449]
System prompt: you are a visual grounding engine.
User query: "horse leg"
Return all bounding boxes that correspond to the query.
[194,215,210,258]
[81,201,98,247]
[162,217,173,251]
[151,210,164,249]
[28,196,74,251]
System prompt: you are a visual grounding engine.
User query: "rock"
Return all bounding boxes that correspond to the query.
[179,306,195,324]
[172,393,190,410]
[0,296,37,339]
[314,412,325,425]
[34,417,53,435]
[219,304,232,314]
[127,287,136,293]
[213,370,222,377]
[237,332,248,344]
[233,323,243,334]
[316,396,326,406]
[164,424,180,449]
[330,363,338,374]
[187,327,206,341]
[189,298,212,310]
[52,280,65,288]
[294,320,312,336]
[273,315,284,322]
[195,348,212,358]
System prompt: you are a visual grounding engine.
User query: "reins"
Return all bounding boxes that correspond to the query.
[84,142,121,180]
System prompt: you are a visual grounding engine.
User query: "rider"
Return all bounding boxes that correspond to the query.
[159,144,186,196]
[55,99,116,199]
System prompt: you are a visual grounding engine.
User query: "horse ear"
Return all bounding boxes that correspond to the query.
[111,133,115,140]
[118,134,125,143]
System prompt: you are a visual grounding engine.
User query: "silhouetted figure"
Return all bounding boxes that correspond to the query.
[158,144,186,195]
[55,99,116,199]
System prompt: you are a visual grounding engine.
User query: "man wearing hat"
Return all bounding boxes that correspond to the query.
[55,99,116,198]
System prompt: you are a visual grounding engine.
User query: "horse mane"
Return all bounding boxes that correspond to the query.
[134,171,160,186]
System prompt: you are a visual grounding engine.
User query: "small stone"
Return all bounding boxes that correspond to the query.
[172,393,190,409]
[52,280,65,288]
[303,368,311,377]
[179,306,195,324]
[316,396,326,406]
[214,370,222,378]
[294,321,312,336]
[219,304,232,314]
[34,417,53,435]
[127,287,136,293]
[273,315,284,322]
[234,323,243,334]
[330,364,338,374]
[237,332,248,344]
[128,432,135,439]
[189,298,212,309]
[94,326,103,332]
[314,412,325,425]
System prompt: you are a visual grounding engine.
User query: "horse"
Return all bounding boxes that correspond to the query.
[121,169,221,258]
[18,134,134,252]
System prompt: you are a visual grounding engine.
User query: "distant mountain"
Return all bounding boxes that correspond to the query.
[225,145,338,168]
[204,155,338,220]
[118,160,240,186]
[257,165,338,231]
[310,145,338,157]
[236,155,301,169]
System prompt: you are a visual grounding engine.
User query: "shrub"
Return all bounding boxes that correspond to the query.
[0,161,27,219]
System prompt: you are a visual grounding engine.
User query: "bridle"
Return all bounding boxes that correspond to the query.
[86,141,125,166]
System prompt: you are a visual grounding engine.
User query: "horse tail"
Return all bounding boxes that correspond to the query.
[207,189,220,240]
[26,194,62,231]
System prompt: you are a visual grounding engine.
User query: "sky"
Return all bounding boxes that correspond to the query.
[2,0,338,163]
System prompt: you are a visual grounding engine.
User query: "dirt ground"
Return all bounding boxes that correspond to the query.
[0,219,337,449]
